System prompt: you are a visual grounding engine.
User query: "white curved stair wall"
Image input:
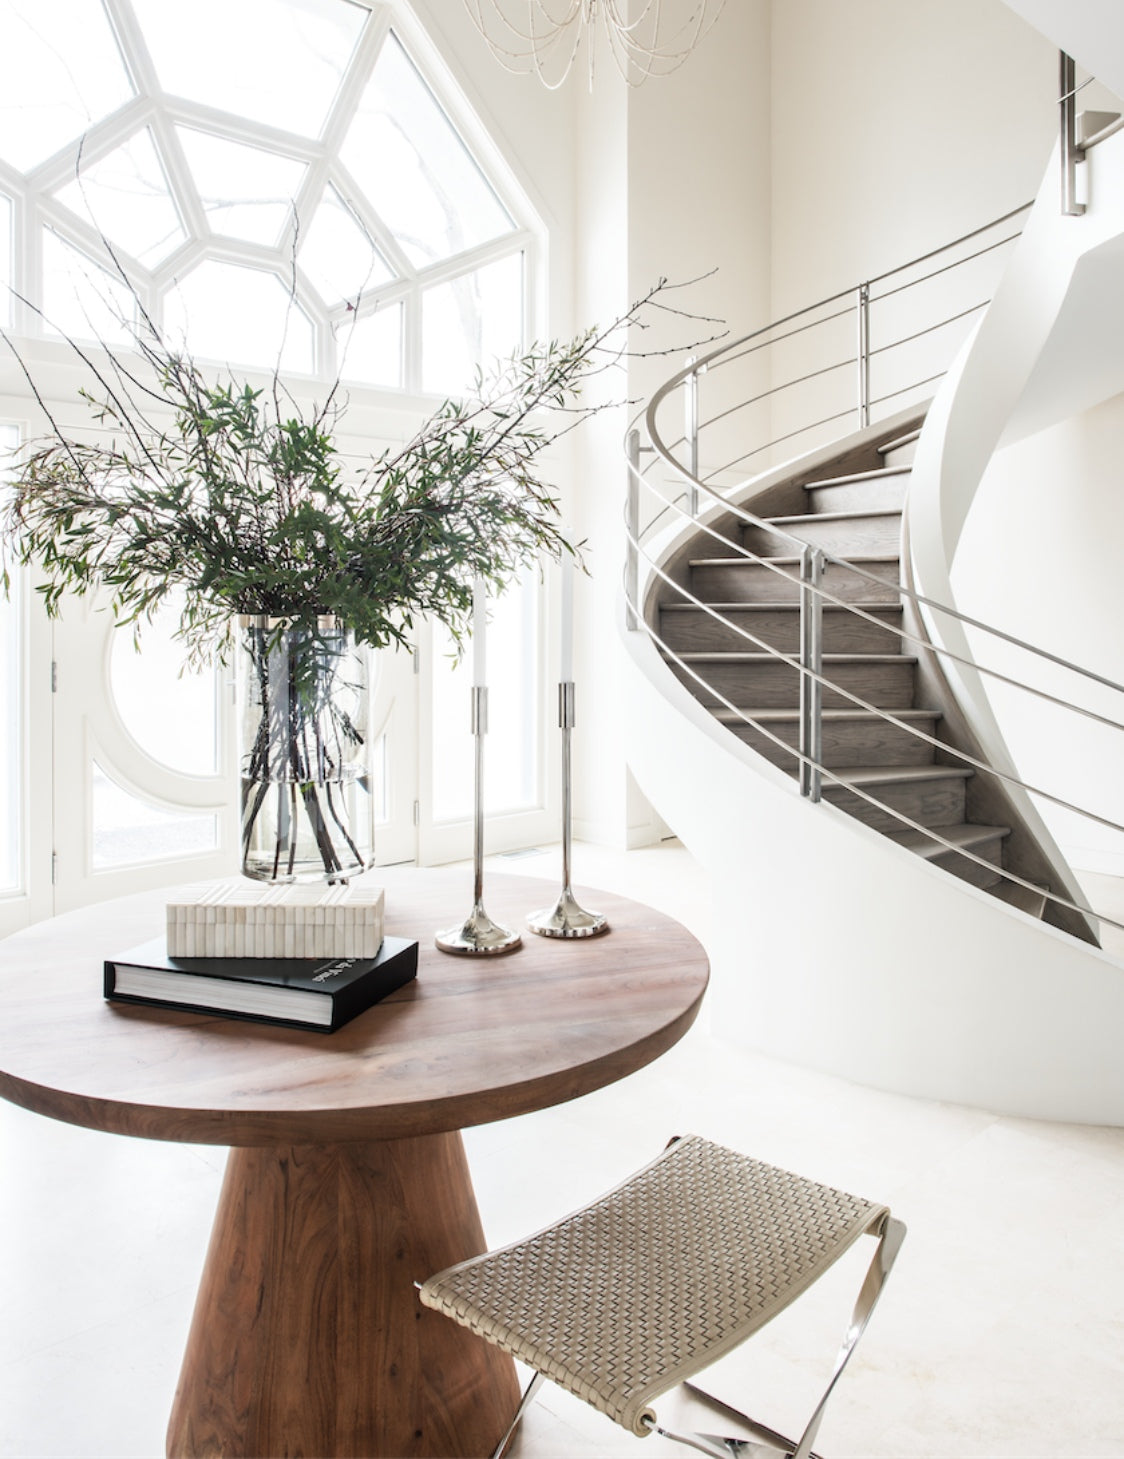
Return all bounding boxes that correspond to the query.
[621,625,1124,1124]
[908,130,1124,914]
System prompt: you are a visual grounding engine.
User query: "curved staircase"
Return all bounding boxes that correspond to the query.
[658,419,1056,919]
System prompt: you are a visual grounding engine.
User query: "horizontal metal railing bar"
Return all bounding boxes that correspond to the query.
[863,202,1033,289]
[868,231,1025,305]
[867,301,988,359]
[869,372,946,408]
[652,207,1034,403]
[704,303,857,377]
[701,406,860,483]
[633,481,1124,752]
[622,559,1117,936]
[696,354,857,439]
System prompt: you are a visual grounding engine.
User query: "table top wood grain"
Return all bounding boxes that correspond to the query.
[0,868,709,1147]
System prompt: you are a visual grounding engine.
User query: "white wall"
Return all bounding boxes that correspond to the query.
[952,393,1124,873]
[769,0,1059,317]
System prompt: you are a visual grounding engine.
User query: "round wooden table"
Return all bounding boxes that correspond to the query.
[0,868,709,1459]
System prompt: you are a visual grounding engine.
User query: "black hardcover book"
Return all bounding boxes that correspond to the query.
[104,935,418,1032]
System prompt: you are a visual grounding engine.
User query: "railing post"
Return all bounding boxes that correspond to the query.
[625,428,641,631]
[855,283,871,428]
[684,356,699,517]
[1060,52,1086,216]
[799,545,825,802]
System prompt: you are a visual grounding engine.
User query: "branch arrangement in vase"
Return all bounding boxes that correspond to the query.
[0,274,720,880]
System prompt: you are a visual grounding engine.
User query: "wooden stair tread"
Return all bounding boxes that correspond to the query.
[713,706,940,723]
[662,601,902,613]
[885,823,1010,856]
[801,464,912,491]
[824,764,973,786]
[670,651,915,665]
[877,428,922,455]
[689,553,900,568]
[761,508,903,527]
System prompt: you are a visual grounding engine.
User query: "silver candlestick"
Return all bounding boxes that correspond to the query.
[528,682,608,939]
[436,685,522,956]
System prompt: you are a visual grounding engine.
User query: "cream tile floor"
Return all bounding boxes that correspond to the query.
[2,840,1124,1458]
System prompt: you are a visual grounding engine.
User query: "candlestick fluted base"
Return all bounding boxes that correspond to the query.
[436,903,522,956]
[527,886,609,939]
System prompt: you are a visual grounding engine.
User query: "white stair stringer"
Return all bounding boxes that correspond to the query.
[620,623,1124,1125]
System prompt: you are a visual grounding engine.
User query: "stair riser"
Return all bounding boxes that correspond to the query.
[879,439,918,468]
[670,658,916,710]
[805,476,908,514]
[690,559,901,605]
[824,776,968,833]
[743,513,902,558]
[659,607,904,655]
[722,715,938,769]
[931,836,1006,890]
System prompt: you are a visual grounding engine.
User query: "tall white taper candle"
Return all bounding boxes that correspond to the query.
[473,577,487,687]
[560,551,573,683]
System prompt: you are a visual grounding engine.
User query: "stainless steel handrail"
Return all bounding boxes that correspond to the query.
[625,179,1122,939]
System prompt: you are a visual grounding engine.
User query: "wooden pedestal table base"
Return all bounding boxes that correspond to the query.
[0,870,708,1459]
[167,1131,519,1459]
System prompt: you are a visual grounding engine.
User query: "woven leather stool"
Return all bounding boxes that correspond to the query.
[420,1134,905,1459]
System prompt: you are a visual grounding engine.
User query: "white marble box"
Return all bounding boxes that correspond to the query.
[166,883,385,960]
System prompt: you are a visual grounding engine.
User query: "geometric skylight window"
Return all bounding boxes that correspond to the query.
[337,303,403,389]
[422,252,524,396]
[163,260,315,375]
[0,0,134,171]
[2,0,535,395]
[41,228,137,348]
[54,130,185,268]
[176,129,306,247]
[128,0,367,139]
[341,32,514,269]
[299,186,394,305]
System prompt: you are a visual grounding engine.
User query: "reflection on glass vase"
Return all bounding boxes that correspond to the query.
[238,615,372,883]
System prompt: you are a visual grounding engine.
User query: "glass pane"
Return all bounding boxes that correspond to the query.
[110,607,219,777]
[177,128,305,245]
[55,128,185,267]
[0,423,21,894]
[422,253,523,398]
[131,0,367,138]
[162,260,314,374]
[0,0,134,172]
[337,303,402,388]
[91,761,218,870]
[341,32,513,268]
[300,185,394,305]
[431,572,538,822]
[0,194,11,329]
[42,228,137,347]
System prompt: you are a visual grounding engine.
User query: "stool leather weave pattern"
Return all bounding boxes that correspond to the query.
[419,1135,888,1437]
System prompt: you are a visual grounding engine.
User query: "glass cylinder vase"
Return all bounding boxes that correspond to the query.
[238,615,373,883]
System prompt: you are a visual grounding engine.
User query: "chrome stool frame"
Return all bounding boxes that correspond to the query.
[420,1135,906,1459]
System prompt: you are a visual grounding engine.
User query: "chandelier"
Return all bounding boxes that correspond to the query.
[463,0,726,89]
